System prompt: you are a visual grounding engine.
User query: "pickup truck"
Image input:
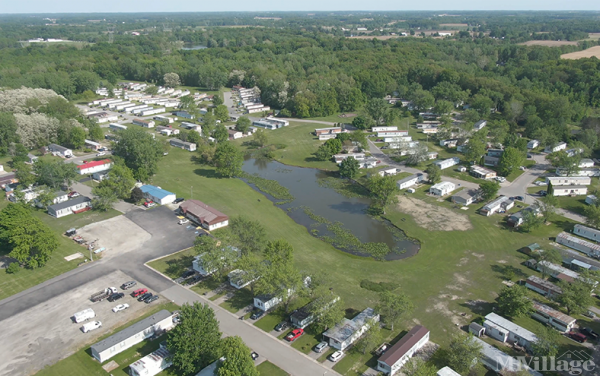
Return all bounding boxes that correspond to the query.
[90,287,118,302]
[73,308,95,323]
[285,328,304,342]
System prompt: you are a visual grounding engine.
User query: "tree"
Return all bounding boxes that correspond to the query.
[557,279,594,315]
[253,129,268,147]
[464,136,486,164]
[187,130,201,145]
[403,358,437,376]
[217,336,259,376]
[498,147,525,177]
[367,175,400,214]
[547,151,581,176]
[425,164,441,184]
[445,333,482,375]
[100,159,135,199]
[366,98,390,126]
[520,209,544,232]
[536,248,563,278]
[352,115,371,130]
[167,302,221,375]
[113,128,163,181]
[234,253,265,295]
[376,291,413,330]
[339,156,359,179]
[14,162,36,187]
[213,124,229,144]
[355,318,382,355]
[70,70,99,94]
[34,160,78,189]
[537,194,558,223]
[10,143,29,164]
[578,128,598,150]
[130,187,144,203]
[584,203,600,229]
[434,100,454,116]
[0,204,59,269]
[0,112,19,156]
[163,72,181,88]
[229,216,267,255]
[214,105,230,123]
[496,285,533,318]
[349,130,368,150]
[214,142,243,178]
[92,185,119,211]
[87,123,104,142]
[315,138,342,161]
[194,235,237,279]
[212,94,224,106]
[69,127,86,149]
[406,143,429,165]
[235,117,251,133]
[531,326,560,358]
[478,180,500,201]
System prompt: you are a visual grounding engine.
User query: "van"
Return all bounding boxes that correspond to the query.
[81,321,102,333]
[569,332,587,343]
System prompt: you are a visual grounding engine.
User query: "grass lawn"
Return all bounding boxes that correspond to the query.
[36,302,179,376]
[147,248,196,279]
[219,288,254,313]
[306,113,356,124]
[0,207,120,300]
[257,361,289,376]
[317,348,336,362]
[505,160,536,182]
[291,325,322,354]
[254,311,287,332]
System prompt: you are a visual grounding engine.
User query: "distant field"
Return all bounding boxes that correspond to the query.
[520,40,579,47]
[439,23,468,27]
[587,33,600,40]
[348,35,399,40]
[561,46,600,60]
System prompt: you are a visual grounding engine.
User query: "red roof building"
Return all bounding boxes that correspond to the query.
[377,325,430,375]
[179,200,229,231]
[77,159,113,175]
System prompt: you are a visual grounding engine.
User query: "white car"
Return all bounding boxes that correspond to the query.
[112,303,130,313]
[96,152,105,156]
[81,321,102,333]
[178,219,190,225]
[329,351,343,362]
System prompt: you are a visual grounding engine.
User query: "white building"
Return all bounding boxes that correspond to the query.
[133,118,155,128]
[531,301,575,332]
[47,196,92,218]
[77,159,112,175]
[228,269,258,289]
[434,157,460,170]
[129,343,172,376]
[378,168,400,177]
[377,130,408,138]
[473,120,487,131]
[396,174,422,190]
[109,123,128,131]
[179,200,229,231]
[169,138,197,152]
[579,159,595,168]
[556,232,600,258]
[483,313,538,350]
[323,308,379,351]
[552,185,588,196]
[527,140,540,149]
[429,181,456,196]
[377,325,429,375]
[333,153,365,164]
[140,185,176,205]
[480,196,514,216]
[544,142,567,153]
[472,337,542,376]
[439,139,458,148]
[437,367,461,376]
[84,139,101,151]
[91,310,174,363]
[47,144,73,158]
[372,126,398,132]
[254,294,282,312]
[546,176,591,186]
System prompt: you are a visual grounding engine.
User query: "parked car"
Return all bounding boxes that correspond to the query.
[181,270,195,279]
[314,341,329,353]
[250,310,264,320]
[285,328,304,342]
[144,201,156,208]
[178,218,190,225]
[251,352,259,361]
[329,351,344,362]
[538,190,547,196]
[188,275,203,285]
[174,198,185,204]
[131,288,148,297]
[569,331,587,343]
[112,303,129,313]
[68,191,80,198]
[120,281,137,290]
[275,321,289,332]
[107,292,124,302]
[138,292,152,302]
[584,310,596,319]
[81,321,102,333]
[519,166,527,171]
[145,295,159,304]
[96,152,105,156]
[582,327,599,340]
[515,196,524,201]
[375,343,390,356]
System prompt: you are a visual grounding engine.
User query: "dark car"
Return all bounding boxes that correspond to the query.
[108,292,124,302]
[145,295,160,304]
[188,275,203,285]
[138,292,153,302]
[181,270,195,279]
[174,198,185,204]
[582,327,599,340]
[251,352,259,361]
[250,310,264,320]
[275,321,289,332]
[569,331,587,343]
[538,190,547,196]
[515,196,524,201]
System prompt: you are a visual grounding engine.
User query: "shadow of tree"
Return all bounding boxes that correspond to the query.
[459,300,495,317]
[224,289,254,313]
[491,264,528,281]
[193,168,218,179]
[165,255,194,278]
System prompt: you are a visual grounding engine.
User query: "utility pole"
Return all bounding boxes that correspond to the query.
[191,186,193,199]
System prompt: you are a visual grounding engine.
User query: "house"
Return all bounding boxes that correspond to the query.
[422,127,439,134]
[555,168,600,177]
[0,172,17,189]
[47,196,92,218]
[545,142,567,153]
[333,153,366,164]
[527,140,540,149]
[47,144,73,158]
[434,157,460,170]
[91,310,174,363]
[439,139,458,148]
[376,325,430,375]
[319,133,339,140]
[384,135,412,143]
[427,152,438,160]
[192,246,239,276]
[228,129,243,140]
[531,301,575,332]
[253,118,287,130]
[397,174,422,190]
[472,337,542,376]
[586,195,598,205]
[483,313,538,350]
[473,120,487,131]
[486,148,504,158]
[179,199,229,231]
[228,269,258,289]
[470,165,497,179]
[128,342,172,376]
[574,224,600,242]
[507,206,541,227]
[451,189,478,206]
[173,111,194,119]
[133,118,155,128]
[566,148,584,157]
[84,139,101,151]
[556,232,600,259]
[536,260,580,281]
[378,168,400,177]
[140,185,176,205]
[92,170,109,181]
[290,305,315,329]
[546,176,591,186]
[372,126,398,132]
[480,196,514,216]
[52,190,69,204]
[483,155,500,167]
[26,153,38,164]
[254,294,282,312]
[169,138,196,152]
[109,123,128,131]
[525,276,562,298]
[77,159,112,175]
[180,122,201,132]
[377,130,408,138]
[156,126,179,135]
[430,181,456,196]
[323,308,380,351]
[579,159,595,168]
[315,127,343,136]
[552,185,588,197]
[437,367,461,376]
[195,358,225,376]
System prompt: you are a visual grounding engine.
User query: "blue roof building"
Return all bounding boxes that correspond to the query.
[140,185,176,205]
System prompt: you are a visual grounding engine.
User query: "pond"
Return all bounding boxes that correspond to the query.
[241,159,420,261]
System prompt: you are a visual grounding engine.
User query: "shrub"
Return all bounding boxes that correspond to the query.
[6,262,21,274]
[360,279,399,292]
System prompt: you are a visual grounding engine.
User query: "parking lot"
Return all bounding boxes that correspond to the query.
[0,270,161,376]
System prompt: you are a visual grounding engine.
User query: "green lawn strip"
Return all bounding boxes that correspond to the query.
[305,113,356,123]
[36,302,179,376]
[257,360,290,376]
[254,311,287,332]
[290,325,322,354]
[147,248,196,279]
[505,160,536,182]
[209,290,228,301]
[317,348,336,362]
[219,288,254,313]
[190,277,227,295]
[0,208,121,301]
[332,349,376,375]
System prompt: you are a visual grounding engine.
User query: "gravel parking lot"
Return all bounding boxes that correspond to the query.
[0,270,160,376]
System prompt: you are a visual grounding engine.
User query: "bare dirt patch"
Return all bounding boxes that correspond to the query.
[396,196,472,231]
[76,216,151,260]
[520,40,579,47]
[561,46,600,60]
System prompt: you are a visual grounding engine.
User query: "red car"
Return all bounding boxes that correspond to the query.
[144,201,156,208]
[285,328,304,342]
[132,288,148,297]
[569,331,587,343]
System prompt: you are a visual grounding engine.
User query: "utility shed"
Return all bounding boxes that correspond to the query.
[323,308,379,351]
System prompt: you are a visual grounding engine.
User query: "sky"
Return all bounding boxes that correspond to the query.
[2,0,599,13]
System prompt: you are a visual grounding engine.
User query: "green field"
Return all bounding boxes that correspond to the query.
[0,207,121,300]
[256,361,289,376]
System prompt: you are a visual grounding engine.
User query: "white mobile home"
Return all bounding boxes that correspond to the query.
[483,313,538,350]
[573,224,600,242]
[128,343,172,376]
[372,126,398,132]
[552,185,588,196]
[545,142,567,153]
[47,196,92,218]
[396,174,421,190]
[323,308,379,351]
[140,107,166,116]
[472,337,541,376]
[133,118,155,128]
[377,325,430,375]
[47,144,73,158]
[473,120,487,131]
[254,294,282,312]
[109,123,128,131]
[140,185,176,205]
[480,196,514,216]
[434,157,460,170]
[527,139,540,149]
[531,301,575,332]
[556,232,600,258]
[546,176,591,186]
[377,130,408,138]
[169,138,197,151]
[430,181,455,196]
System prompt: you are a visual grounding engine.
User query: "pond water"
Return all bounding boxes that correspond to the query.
[242,159,420,260]
[181,45,207,50]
